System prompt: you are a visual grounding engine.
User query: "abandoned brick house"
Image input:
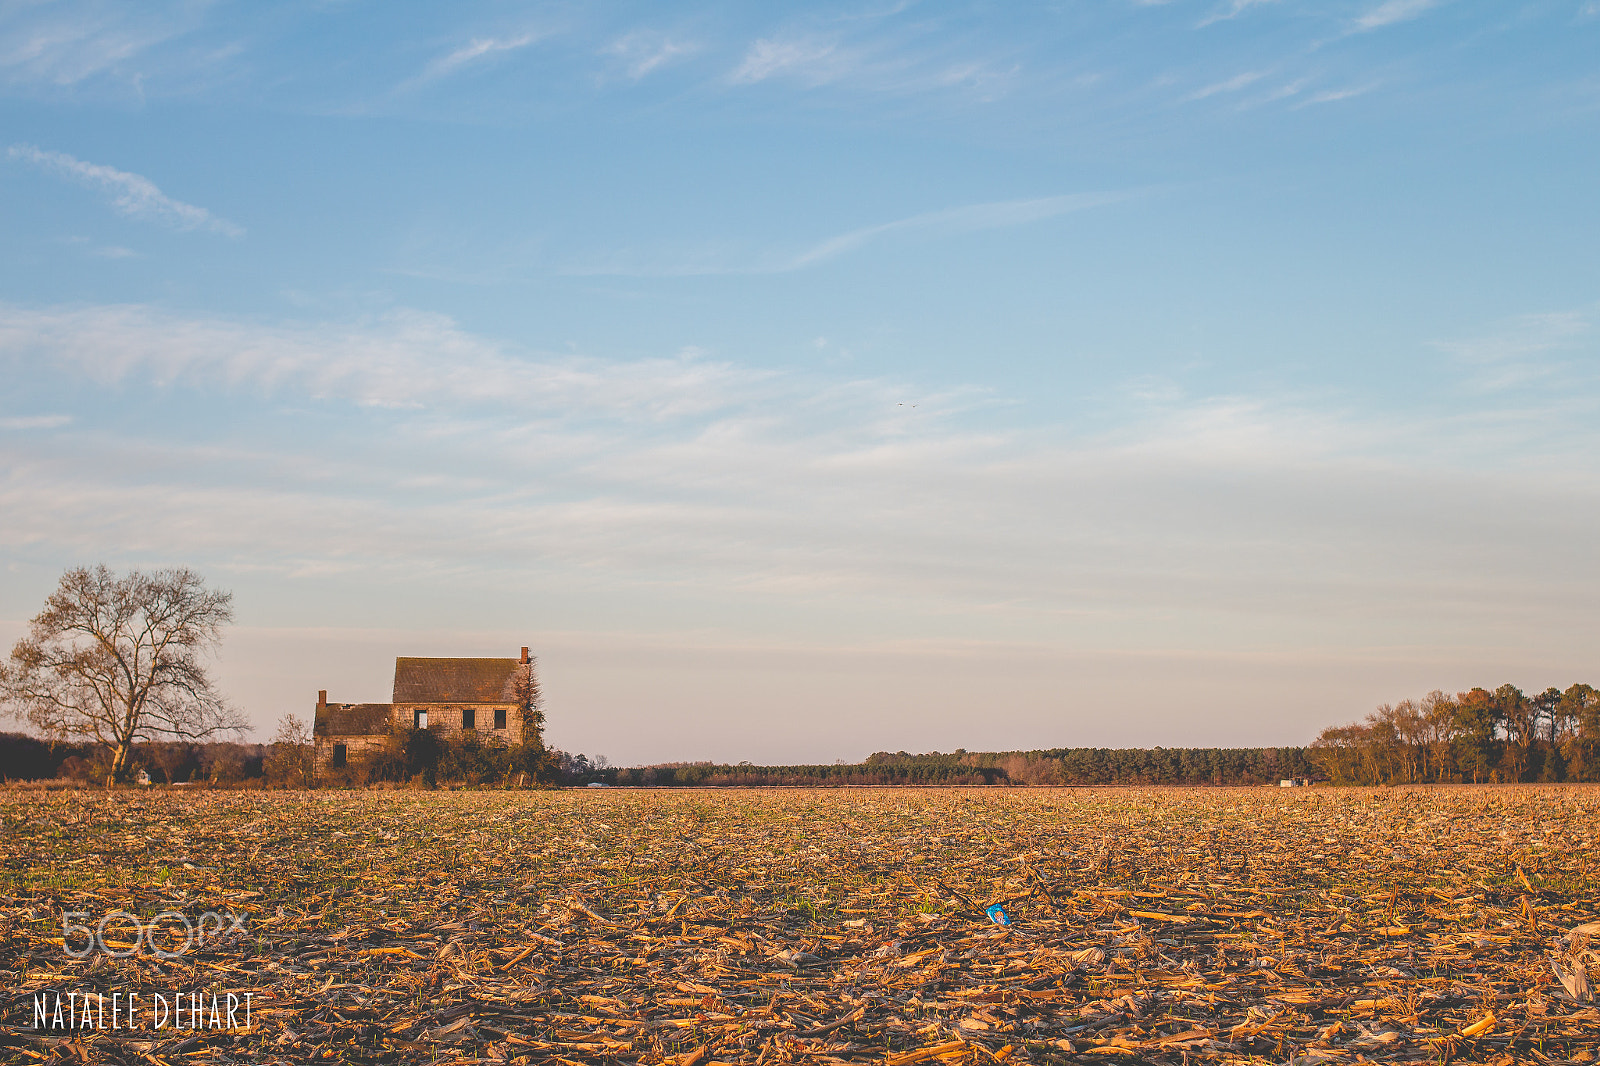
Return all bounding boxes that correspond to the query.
[312,648,534,777]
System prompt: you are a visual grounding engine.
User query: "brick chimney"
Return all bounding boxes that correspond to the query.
[318,690,327,708]
[520,647,529,664]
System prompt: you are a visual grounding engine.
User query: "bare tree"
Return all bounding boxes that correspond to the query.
[263,713,315,788]
[0,565,245,780]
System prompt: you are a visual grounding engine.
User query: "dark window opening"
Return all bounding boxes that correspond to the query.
[462,707,476,730]
[414,708,427,729]
[332,744,347,768]
[494,707,507,730]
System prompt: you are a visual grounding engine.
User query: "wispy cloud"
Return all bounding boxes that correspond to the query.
[1197,0,1279,28]
[601,32,696,80]
[729,35,843,85]
[8,145,243,236]
[563,192,1129,277]
[1294,83,1379,106]
[1433,309,1593,392]
[1246,77,1312,106]
[1185,70,1266,100]
[418,33,539,82]
[1353,0,1444,32]
[1187,70,1354,112]
[0,414,72,430]
[784,192,1128,269]
[724,27,1017,101]
[0,303,772,418]
[57,235,142,259]
[0,2,204,90]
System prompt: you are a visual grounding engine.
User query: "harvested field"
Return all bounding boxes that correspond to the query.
[2,786,1598,1065]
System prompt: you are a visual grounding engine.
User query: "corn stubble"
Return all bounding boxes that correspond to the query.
[3,786,1598,1065]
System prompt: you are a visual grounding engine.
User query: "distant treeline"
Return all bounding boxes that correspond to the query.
[0,734,272,785]
[602,756,1002,788]
[1308,684,1600,785]
[594,747,1313,788]
[0,732,553,789]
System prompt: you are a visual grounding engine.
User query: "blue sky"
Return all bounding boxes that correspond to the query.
[2,0,1598,763]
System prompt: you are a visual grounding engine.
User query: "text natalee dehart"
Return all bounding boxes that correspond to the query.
[30,989,254,1032]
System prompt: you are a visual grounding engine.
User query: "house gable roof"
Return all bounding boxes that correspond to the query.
[314,703,393,737]
[392,657,521,704]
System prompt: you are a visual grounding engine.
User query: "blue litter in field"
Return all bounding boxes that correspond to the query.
[985,903,1011,926]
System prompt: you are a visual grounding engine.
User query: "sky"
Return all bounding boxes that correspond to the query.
[2,0,1598,765]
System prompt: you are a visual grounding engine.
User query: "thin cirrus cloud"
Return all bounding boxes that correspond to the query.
[0,414,72,430]
[601,33,697,80]
[562,191,1129,277]
[1185,70,1267,101]
[0,2,203,89]
[415,33,540,82]
[729,36,844,85]
[782,191,1129,270]
[0,302,775,420]
[7,144,243,237]
[1197,0,1280,29]
[1255,78,1311,104]
[56,235,141,259]
[1353,0,1443,32]
[724,32,1012,99]
[1431,309,1593,393]
[1294,83,1380,107]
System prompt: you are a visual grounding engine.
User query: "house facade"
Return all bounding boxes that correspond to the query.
[313,647,534,778]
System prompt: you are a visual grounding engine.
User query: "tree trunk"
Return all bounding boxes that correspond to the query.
[112,738,134,778]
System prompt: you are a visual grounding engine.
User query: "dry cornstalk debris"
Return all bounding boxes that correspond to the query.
[2,785,1598,1064]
